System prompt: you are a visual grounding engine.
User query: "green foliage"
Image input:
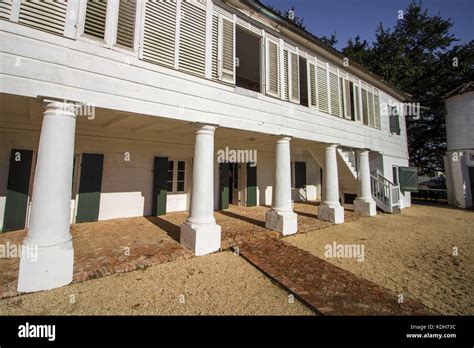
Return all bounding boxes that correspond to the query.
[341,1,474,174]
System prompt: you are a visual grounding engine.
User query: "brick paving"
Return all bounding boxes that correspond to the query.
[0,202,434,315]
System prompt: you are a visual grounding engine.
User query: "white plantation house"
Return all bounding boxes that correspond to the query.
[0,0,417,292]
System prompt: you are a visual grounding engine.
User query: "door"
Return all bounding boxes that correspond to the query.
[230,163,240,205]
[2,149,33,232]
[152,156,168,216]
[469,167,474,207]
[76,153,104,223]
[219,163,230,210]
[246,163,257,206]
[295,161,306,189]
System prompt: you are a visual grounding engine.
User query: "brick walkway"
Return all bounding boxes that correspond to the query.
[0,202,434,314]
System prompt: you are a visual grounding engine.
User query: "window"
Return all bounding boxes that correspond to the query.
[115,0,137,49]
[361,88,369,125]
[392,166,399,185]
[389,106,401,135]
[167,160,186,193]
[167,160,174,192]
[236,26,261,92]
[84,0,108,40]
[299,57,308,107]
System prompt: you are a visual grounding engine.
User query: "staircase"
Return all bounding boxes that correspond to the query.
[370,171,401,213]
[307,145,402,214]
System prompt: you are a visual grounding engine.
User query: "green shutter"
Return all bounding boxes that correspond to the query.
[295,161,306,189]
[152,157,168,216]
[76,153,104,223]
[246,164,257,207]
[219,163,229,210]
[2,149,33,232]
[398,167,418,192]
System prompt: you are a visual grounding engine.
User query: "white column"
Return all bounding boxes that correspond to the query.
[354,149,377,216]
[17,101,77,292]
[265,137,297,235]
[180,125,221,256]
[318,144,344,224]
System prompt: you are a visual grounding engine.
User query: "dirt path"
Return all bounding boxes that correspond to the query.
[285,203,474,315]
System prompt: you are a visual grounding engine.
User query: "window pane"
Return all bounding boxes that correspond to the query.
[167,181,173,192]
[177,171,185,181]
[177,182,184,192]
[168,161,174,170]
[178,161,185,170]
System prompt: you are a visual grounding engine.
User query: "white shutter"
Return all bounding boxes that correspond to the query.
[265,38,280,97]
[374,92,381,129]
[178,1,206,77]
[116,0,137,48]
[317,64,328,113]
[329,71,340,116]
[218,15,235,83]
[307,61,317,108]
[343,79,352,119]
[368,90,375,127]
[282,49,289,100]
[211,14,219,80]
[353,84,361,121]
[83,0,107,39]
[19,0,67,35]
[143,1,177,68]
[289,51,299,103]
[0,0,12,20]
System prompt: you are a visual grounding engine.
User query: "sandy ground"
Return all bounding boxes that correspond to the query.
[285,203,474,315]
[0,251,313,315]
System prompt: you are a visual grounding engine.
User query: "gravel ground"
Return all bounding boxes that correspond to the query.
[285,203,474,315]
[0,251,313,315]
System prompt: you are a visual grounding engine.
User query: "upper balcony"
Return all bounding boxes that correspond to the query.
[0,0,409,158]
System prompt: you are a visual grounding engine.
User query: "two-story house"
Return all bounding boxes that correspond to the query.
[1,0,414,292]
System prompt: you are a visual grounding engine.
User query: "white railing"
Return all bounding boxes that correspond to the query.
[370,172,401,213]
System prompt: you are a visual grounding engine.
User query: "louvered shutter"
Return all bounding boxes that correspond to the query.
[19,0,67,35]
[116,0,136,48]
[343,79,352,119]
[83,0,107,39]
[282,49,289,100]
[339,77,345,117]
[367,91,374,127]
[307,62,317,108]
[218,16,235,83]
[143,1,177,68]
[179,1,206,77]
[0,0,11,20]
[329,71,340,116]
[290,51,299,103]
[353,85,361,121]
[317,65,328,113]
[265,38,279,97]
[211,14,219,80]
[361,88,369,125]
[374,93,381,129]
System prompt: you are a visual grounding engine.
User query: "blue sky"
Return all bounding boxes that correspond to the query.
[261,0,473,50]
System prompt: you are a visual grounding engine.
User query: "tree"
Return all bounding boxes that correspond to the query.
[320,32,338,47]
[340,1,474,175]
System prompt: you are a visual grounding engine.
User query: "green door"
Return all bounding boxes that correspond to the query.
[152,156,168,216]
[76,153,104,223]
[2,149,33,232]
[219,163,230,210]
[295,161,307,189]
[246,163,257,207]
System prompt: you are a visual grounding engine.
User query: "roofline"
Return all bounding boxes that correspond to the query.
[231,0,411,101]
